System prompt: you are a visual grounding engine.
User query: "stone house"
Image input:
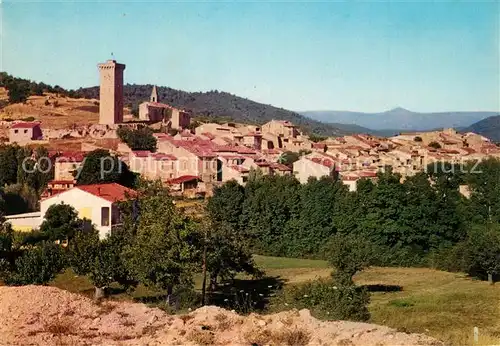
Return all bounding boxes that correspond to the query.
[262,120,299,138]
[9,122,43,143]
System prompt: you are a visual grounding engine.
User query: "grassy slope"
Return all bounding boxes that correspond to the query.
[50,255,500,345]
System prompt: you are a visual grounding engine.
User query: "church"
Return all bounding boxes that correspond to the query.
[138,86,191,130]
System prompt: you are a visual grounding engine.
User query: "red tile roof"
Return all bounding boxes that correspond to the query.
[131,150,152,158]
[55,151,86,163]
[270,162,292,171]
[229,165,250,173]
[308,157,336,168]
[168,175,200,184]
[77,183,137,203]
[152,153,177,160]
[11,122,40,129]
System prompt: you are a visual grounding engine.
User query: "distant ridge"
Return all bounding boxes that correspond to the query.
[463,115,500,142]
[301,108,498,131]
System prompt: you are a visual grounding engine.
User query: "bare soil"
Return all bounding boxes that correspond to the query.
[0,285,443,345]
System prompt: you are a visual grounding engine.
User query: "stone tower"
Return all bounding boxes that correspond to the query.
[98,60,126,125]
[150,85,158,103]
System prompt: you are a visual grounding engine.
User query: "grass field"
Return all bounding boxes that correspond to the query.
[50,255,500,345]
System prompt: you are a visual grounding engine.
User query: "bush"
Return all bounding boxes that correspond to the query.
[281,278,370,321]
[117,126,157,151]
[21,116,35,122]
[428,141,442,149]
[323,233,379,284]
[414,136,423,142]
[427,242,468,273]
[6,242,66,285]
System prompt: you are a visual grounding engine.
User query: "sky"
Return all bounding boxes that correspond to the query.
[1,1,499,113]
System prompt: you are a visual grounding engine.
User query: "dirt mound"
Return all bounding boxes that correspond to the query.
[0,285,443,345]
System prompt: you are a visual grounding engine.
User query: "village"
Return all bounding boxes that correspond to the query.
[3,59,500,235]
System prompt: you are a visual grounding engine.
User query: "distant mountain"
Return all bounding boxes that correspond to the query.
[75,85,346,137]
[463,115,500,142]
[328,123,402,137]
[302,107,498,131]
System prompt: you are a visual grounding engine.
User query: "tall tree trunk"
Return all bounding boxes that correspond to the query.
[201,240,208,306]
[165,285,173,305]
[488,272,494,285]
[94,286,106,300]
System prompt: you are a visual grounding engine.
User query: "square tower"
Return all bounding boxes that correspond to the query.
[98,60,126,124]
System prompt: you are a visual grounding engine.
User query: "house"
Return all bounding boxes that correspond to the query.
[5,212,42,232]
[293,155,337,184]
[128,151,178,181]
[262,120,299,138]
[9,122,43,143]
[167,175,201,198]
[54,151,86,181]
[40,183,136,239]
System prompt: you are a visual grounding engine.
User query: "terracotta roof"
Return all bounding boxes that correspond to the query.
[131,150,152,158]
[11,122,40,129]
[48,180,76,185]
[152,153,177,160]
[55,151,86,163]
[168,175,200,184]
[308,157,336,168]
[77,183,137,203]
[229,165,250,173]
[145,101,173,109]
[270,162,292,171]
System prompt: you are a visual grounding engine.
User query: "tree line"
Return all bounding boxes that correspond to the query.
[209,159,500,282]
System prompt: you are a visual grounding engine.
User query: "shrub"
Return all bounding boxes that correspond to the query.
[21,116,35,122]
[428,141,442,149]
[282,278,370,322]
[414,136,423,142]
[6,242,66,285]
[117,126,157,151]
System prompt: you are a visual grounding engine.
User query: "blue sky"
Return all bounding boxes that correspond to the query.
[2,1,499,112]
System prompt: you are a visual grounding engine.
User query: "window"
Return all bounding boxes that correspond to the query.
[14,129,18,134]
[24,129,28,134]
[101,207,110,226]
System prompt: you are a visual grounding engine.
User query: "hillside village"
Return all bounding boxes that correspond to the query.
[1,60,500,234]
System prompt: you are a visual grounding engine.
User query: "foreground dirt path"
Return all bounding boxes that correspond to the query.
[0,285,443,345]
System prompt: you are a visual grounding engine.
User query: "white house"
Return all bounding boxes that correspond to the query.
[40,183,136,239]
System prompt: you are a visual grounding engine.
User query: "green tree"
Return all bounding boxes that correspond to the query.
[464,224,500,284]
[75,149,137,187]
[17,146,54,195]
[40,203,82,242]
[288,177,344,256]
[278,151,300,166]
[0,144,21,187]
[202,219,261,293]
[6,241,66,285]
[207,180,245,231]
[7,81,30,104]
[465,158,500,224]
[124,180,200,304]
[117,126,157,152]
[323,233,378,285]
